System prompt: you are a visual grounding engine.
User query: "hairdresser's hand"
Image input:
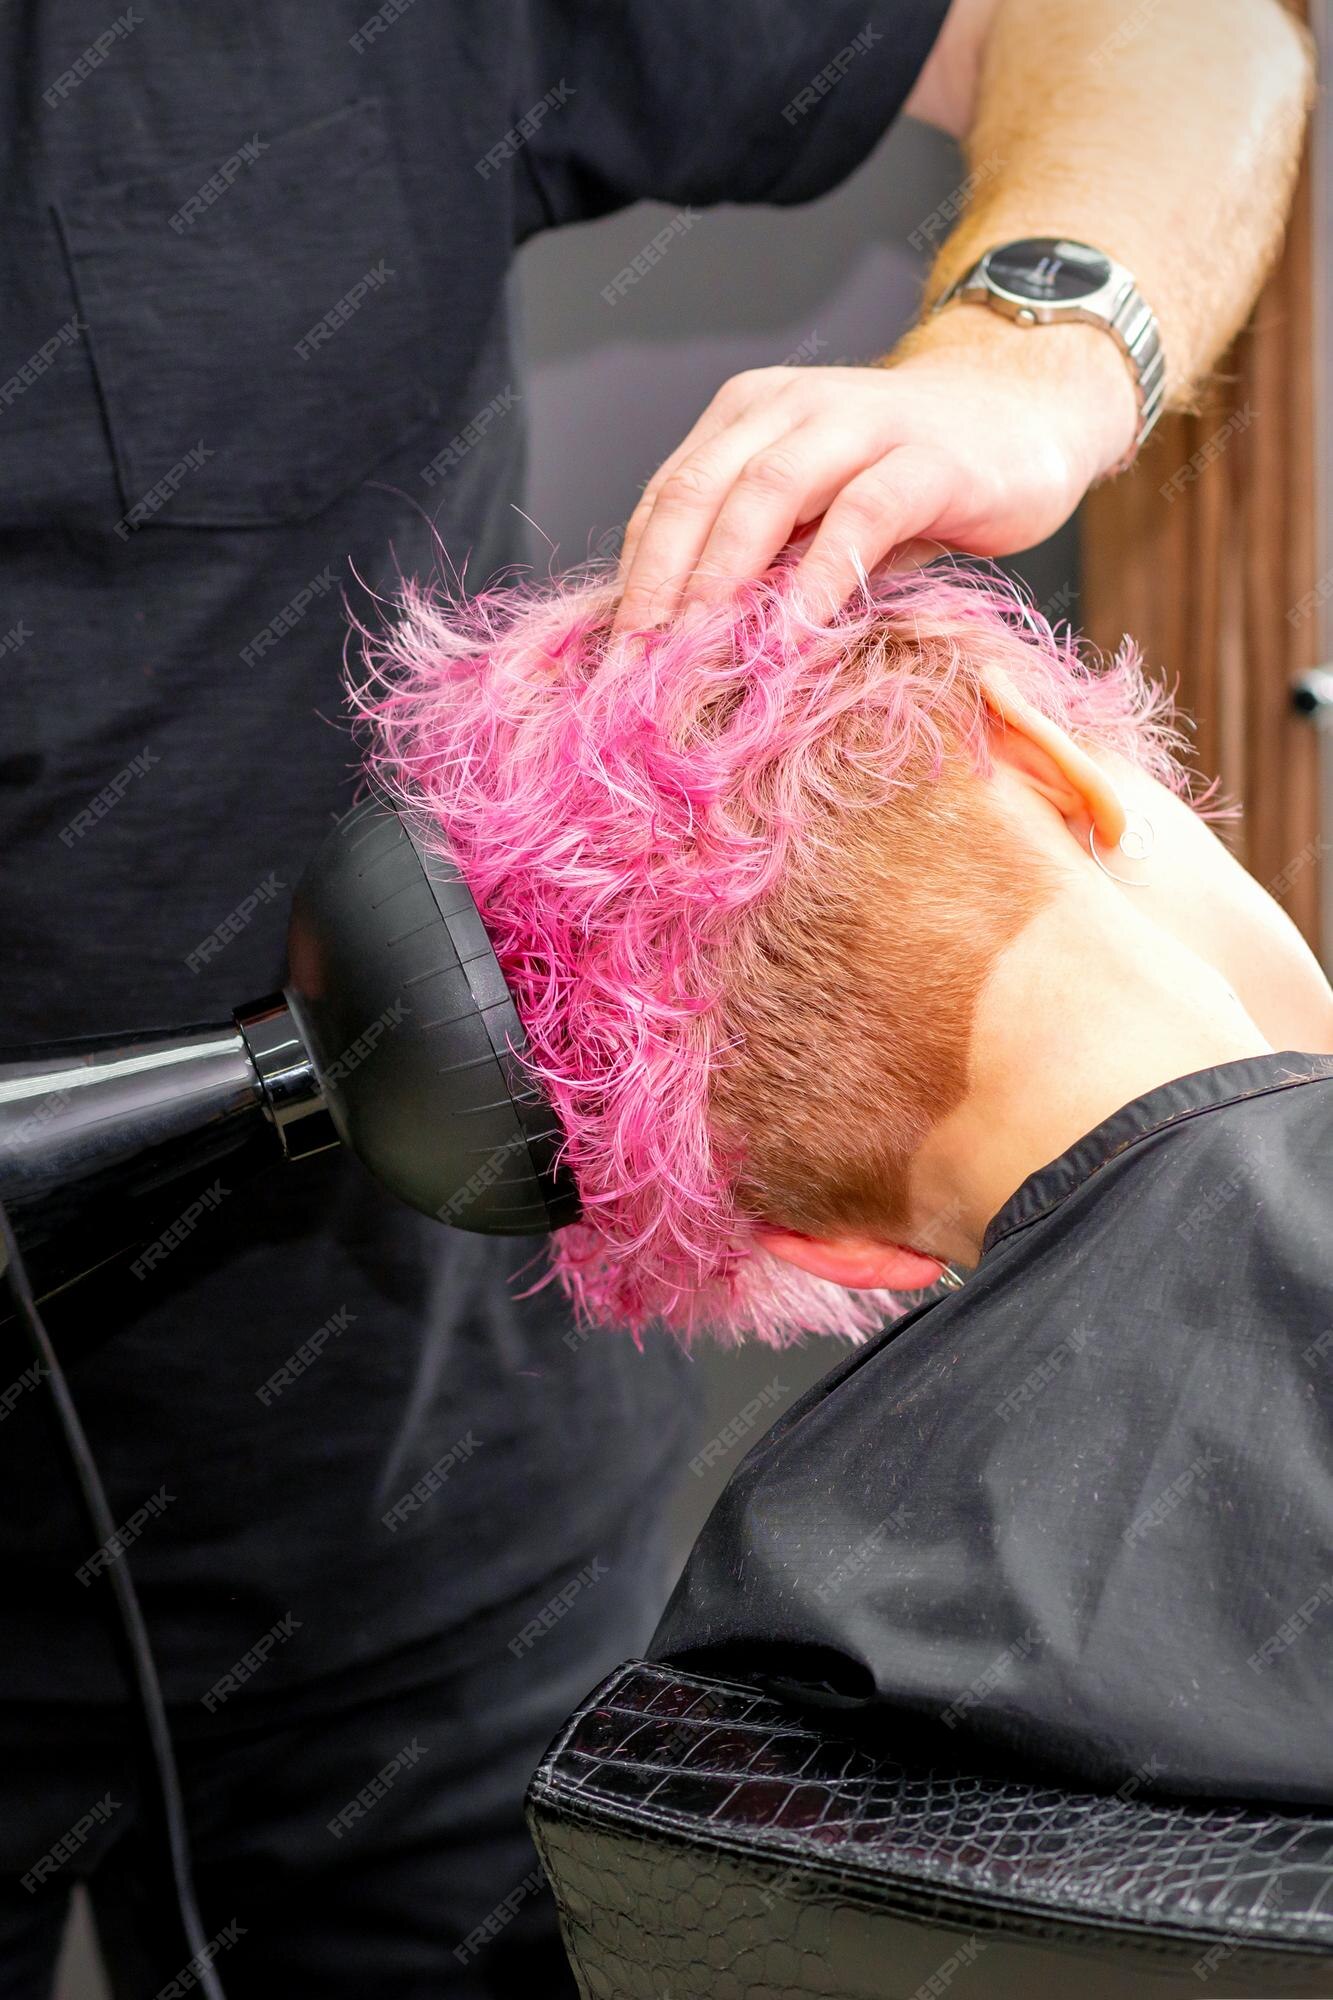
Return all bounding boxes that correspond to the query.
[612,311,1137,633]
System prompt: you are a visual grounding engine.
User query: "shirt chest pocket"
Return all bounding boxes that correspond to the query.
[55,97,438,529]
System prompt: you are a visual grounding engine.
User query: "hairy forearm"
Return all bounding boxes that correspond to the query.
[900,0,1314,449]
[614,2,1316,627]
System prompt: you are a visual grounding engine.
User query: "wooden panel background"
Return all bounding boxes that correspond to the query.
[1080,14,1322,943]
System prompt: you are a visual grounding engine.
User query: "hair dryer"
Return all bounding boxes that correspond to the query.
[0,799,580,1302]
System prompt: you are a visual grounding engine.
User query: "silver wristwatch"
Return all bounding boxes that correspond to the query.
[933,237,1166,467]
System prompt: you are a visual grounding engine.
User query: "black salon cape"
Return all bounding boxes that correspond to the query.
[652,1054,1333,1806]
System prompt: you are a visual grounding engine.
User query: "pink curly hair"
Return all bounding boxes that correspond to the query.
[351,556,1185,1347]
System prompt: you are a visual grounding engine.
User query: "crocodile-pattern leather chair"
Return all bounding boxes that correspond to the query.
[527,1661,1333,1999]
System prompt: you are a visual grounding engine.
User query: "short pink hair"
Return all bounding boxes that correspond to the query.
[352,557,1184,1347]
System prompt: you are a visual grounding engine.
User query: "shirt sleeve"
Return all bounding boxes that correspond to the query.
[508,0,953,243]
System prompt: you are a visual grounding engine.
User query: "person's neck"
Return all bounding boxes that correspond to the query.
[903,883,1275,1268]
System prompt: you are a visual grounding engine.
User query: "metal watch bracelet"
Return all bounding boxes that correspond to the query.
[933,255,1167,473]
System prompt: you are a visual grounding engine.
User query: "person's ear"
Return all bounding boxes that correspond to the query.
[754,1225,945,1293]
[981,669,1126,854]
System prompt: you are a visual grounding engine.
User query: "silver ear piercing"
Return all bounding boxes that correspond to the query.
[1088,809,1156,886]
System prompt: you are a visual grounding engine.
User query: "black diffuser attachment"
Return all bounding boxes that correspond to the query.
[283,797,580,1235]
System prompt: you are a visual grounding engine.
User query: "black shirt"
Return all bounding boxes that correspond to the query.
[0,2,949,1701]
[652,1054,1333,1806]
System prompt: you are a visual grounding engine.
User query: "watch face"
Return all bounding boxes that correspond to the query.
[983,238,1112,304]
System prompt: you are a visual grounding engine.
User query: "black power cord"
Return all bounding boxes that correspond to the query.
[0,1192,227,2000]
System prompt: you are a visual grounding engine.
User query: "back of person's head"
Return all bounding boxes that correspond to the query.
[355,557,1185,1345]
